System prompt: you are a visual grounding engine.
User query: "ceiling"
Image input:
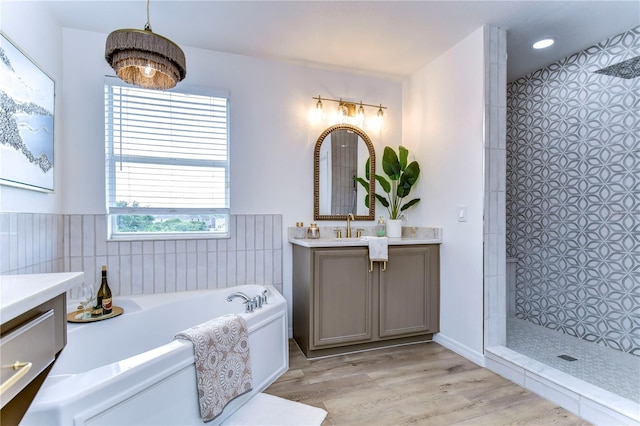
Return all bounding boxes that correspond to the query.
[41,0,640,81]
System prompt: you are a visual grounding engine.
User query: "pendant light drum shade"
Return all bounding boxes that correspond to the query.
[105,28,186,90]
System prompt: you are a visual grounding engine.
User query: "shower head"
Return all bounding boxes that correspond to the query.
[594,56,640,79]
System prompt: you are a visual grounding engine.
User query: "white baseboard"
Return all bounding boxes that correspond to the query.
[433,333,486,367]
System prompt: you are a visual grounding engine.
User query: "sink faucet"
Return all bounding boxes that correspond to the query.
[346,213,354,238]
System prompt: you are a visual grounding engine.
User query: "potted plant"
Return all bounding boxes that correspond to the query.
[355,146,421,237]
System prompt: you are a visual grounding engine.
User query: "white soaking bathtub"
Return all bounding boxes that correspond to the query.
[22,285,288,426]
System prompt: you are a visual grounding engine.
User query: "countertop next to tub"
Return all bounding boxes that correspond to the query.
[289,226,442,248]
[0,272,84,323]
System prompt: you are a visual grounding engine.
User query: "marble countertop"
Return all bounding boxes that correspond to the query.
[1,272,85,323]
[289,226,442,248]
[289,237,441,248]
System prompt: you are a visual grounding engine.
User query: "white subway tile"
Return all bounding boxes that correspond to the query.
[154,241,165,254]
[264,250,274,285]
[264,216,273,250]
[165,240,176,254]
[217,251,227,288]
[131,241,142,255]
[255,216,264,250]
[24,214,33,267]
[176,252,187,292]
[131,255,143,294]
[227,216,237,251]
[273,216,282,250]
[197,240,207,254]
[176,240,186,253]
[69,215,82,257]
[120,255,132,296]
[197,251,207,290]
[143,254,154,293]
[186,240,197,253]
[107,241,119,256]
[207,240,217,252]
[245,250,256,284]
[226,251,237,286]
[154,253,165,293]
[105,255,118,295]
[254,250,264,285]
[32,214,41,265]
[119,241,131,256]
[9,213,18,271]
[207,252,217,288]
[95,215,107,257]
[143,241,154,255]
[186,253,197,291]
[235,216,246,250]
[165,253,176,293]
[235,251,246,285]
[273,249,282,285]
[82,215,95,257]
[245,216,255,250]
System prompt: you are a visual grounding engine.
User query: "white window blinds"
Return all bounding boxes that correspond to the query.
[104,77,230,235]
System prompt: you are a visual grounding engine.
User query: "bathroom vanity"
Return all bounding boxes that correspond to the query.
[0,272,84,424]
[291,234,440,358]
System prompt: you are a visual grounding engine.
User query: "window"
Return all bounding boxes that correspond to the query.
[104,77,230,239]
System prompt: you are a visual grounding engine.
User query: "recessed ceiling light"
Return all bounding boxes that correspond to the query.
[532,38,556,49]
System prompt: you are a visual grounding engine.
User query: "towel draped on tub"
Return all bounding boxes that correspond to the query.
[175,314,253,422]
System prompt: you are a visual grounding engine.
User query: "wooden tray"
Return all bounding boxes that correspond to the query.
[67,306,124,323]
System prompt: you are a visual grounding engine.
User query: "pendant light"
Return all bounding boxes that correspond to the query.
[105,0,186,90]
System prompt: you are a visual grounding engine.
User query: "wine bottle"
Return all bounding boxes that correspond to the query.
[97,265,113,315]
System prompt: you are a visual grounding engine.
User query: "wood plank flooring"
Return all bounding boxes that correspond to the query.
[265,340,591,425]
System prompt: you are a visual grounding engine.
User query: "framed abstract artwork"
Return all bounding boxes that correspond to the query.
[0,32,55,192]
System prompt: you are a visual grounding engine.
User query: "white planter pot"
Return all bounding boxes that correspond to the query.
[386,219,402,238]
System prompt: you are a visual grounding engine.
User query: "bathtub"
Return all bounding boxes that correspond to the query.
[22,285,288,425]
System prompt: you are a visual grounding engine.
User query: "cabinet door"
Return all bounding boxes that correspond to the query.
[312,248,373,348]
[379,245,439,338]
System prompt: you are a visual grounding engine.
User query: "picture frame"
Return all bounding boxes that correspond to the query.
[0,31,56,192]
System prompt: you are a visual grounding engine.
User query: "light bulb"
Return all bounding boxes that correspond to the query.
[316,97,323,111]
[377,105,384,119]
[141,64,157,78]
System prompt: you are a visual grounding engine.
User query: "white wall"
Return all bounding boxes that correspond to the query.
[402,27,485,361]
[0,1,64,213]
[2,0,402,330]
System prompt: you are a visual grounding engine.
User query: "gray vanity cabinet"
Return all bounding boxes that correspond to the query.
[293,244,440,358]
[379,245,439,338]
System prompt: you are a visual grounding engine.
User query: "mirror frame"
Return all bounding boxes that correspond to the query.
[314,124,376,221]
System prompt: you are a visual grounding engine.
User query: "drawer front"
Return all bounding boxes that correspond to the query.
[1,309,56,407]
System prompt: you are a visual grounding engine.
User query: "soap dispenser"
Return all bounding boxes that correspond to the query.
[377,216,386,237]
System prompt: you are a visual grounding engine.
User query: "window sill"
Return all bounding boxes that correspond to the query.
[108,232,230,242]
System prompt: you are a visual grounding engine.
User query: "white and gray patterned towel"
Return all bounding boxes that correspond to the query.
[175,314,253,422]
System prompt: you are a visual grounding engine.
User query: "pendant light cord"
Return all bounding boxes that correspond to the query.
[144,0,152,31]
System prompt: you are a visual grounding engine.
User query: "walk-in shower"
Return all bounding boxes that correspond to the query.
[502,25,639,424]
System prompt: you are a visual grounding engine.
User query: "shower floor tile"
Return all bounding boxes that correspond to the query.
[506,318,640,403]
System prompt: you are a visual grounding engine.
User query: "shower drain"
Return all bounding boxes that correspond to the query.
[558,354,578,361]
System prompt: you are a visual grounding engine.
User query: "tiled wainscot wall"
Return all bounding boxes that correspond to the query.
[1,213,283,296]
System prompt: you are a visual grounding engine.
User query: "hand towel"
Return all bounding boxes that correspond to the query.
[175,314,253,423]
[363,236,388,261]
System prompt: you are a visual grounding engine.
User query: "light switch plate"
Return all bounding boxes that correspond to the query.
[458,205,467,222]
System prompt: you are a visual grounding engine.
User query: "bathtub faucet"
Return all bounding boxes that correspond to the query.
[226,292,255,313]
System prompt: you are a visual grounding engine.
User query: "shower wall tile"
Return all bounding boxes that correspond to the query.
[483,25,508,347]
[506,26,640,355]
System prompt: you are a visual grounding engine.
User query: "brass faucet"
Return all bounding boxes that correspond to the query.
[346,213,354,238]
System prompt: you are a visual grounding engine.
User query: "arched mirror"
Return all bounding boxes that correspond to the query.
[314,124,375,221]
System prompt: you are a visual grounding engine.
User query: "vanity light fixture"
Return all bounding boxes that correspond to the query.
[532,38,556,49]
[105,0,186,90]
[312,95,387,128]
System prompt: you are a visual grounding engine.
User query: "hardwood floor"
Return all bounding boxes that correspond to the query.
[265,340,591,425]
